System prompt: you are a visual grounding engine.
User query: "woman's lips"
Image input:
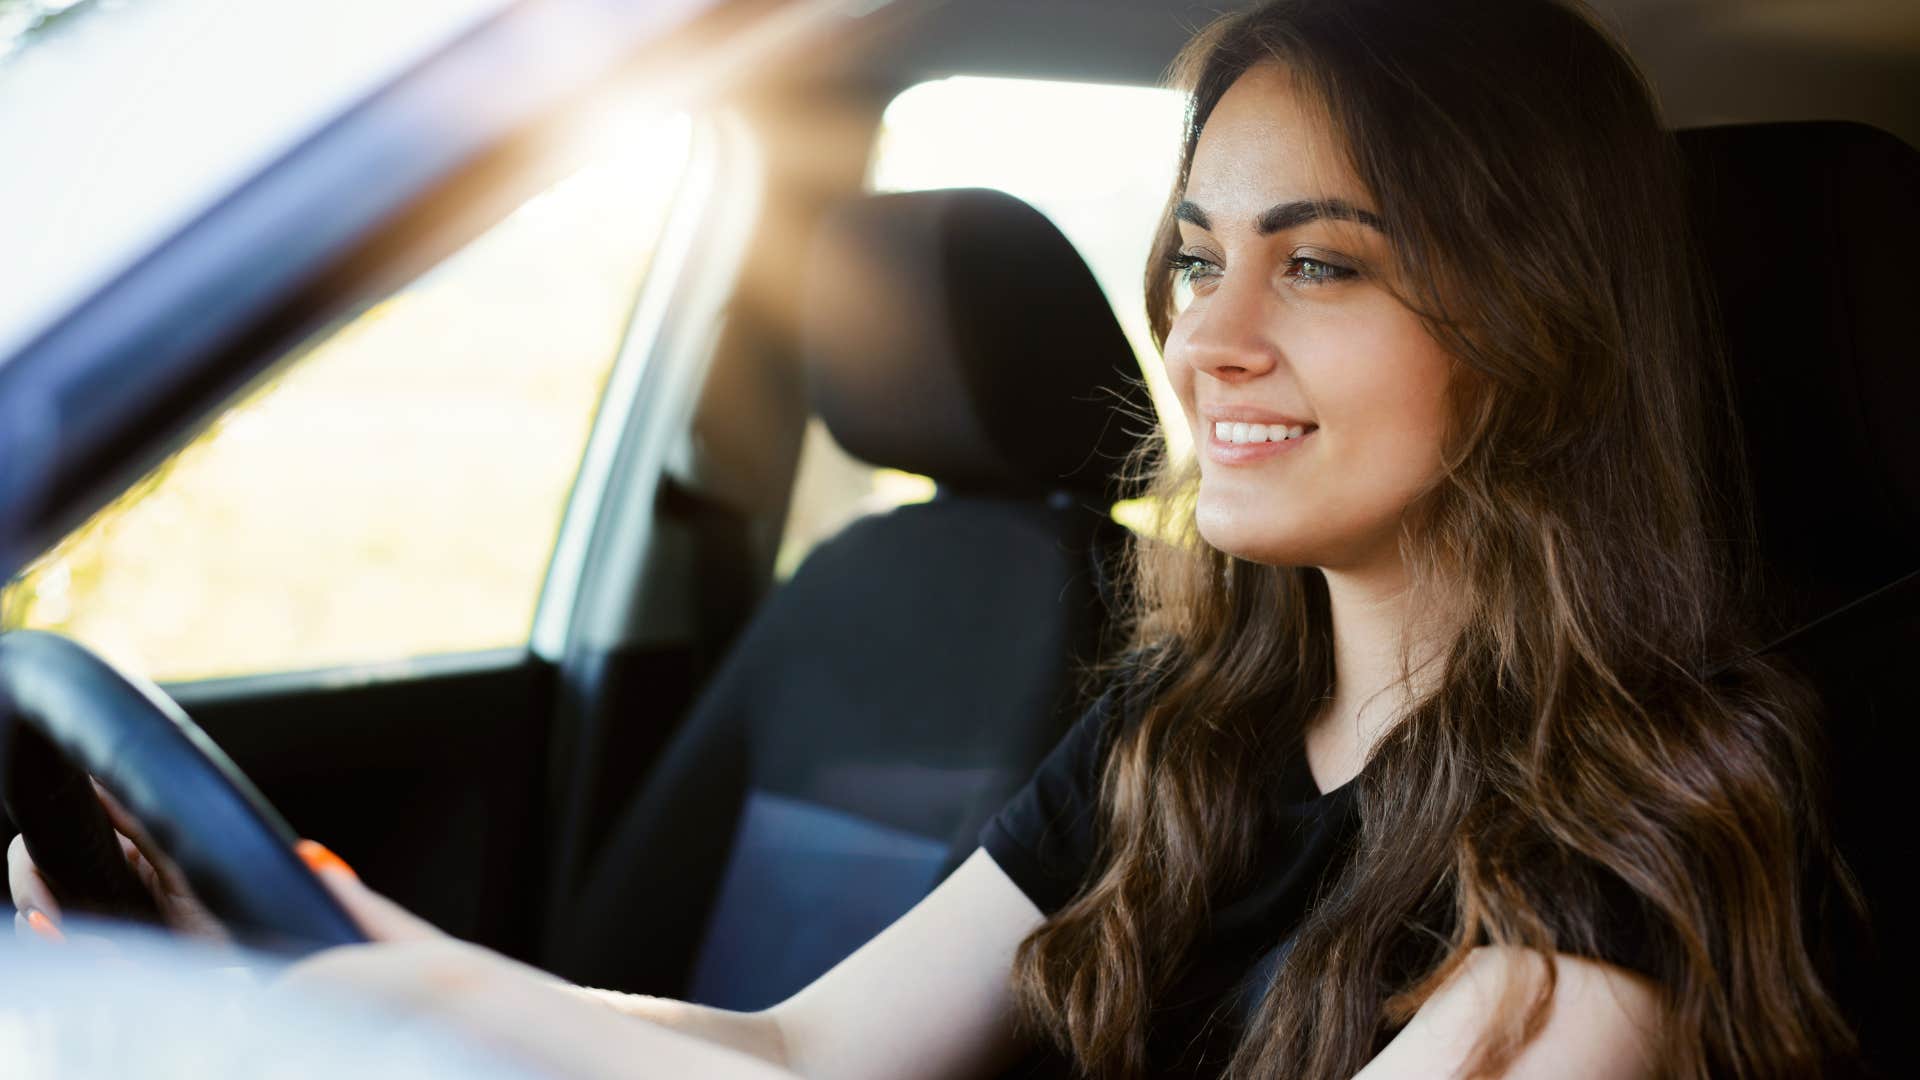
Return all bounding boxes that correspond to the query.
[1204,425,1316,464]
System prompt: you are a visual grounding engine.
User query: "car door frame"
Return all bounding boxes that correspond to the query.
[0,0,890,957]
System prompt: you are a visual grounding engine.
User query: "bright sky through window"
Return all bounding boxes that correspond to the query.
[868,75,1191,457]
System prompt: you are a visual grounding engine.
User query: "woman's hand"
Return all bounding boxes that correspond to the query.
[1,770,466,955]
[6,776,393,955]
[10,798,795,1078]
[291,869,799,1079]
[8,779,227,946]
[294,844,446,943]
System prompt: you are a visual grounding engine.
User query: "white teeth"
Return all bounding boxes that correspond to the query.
[1214,420,1311,444]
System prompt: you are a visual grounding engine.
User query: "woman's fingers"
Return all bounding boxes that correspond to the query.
[12,806,440,948]
[93,780,188,894]
[15,908,65,943]
[296,841,444,944]
[112,833,230,941]
[84,778,229,940]
[8,832,63,927]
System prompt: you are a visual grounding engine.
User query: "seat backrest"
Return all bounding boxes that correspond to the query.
[1677,121,1918,1075]
[544,189,1151,1008]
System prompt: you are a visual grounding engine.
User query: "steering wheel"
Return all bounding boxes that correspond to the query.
[0,630,364,953]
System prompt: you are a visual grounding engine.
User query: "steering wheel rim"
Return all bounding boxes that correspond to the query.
[0,630,365,953]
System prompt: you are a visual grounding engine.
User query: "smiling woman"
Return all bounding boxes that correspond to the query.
[1006,0,1861,1077]
[1161,70,1452,573]
[4,1,1886,1078]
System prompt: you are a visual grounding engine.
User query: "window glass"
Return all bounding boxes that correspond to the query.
[1,111,693,682]
[870,75,1185,427]
[775,75,1185,574]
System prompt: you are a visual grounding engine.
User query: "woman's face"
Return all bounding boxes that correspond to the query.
[1165,63,1453,573]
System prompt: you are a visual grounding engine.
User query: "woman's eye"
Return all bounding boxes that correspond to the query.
[1168,253,1221,311]
[1168,253,1221,287]
[1288,255,1356,285]
[1167,252,1354,306]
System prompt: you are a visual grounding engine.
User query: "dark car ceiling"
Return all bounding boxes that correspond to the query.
[870,0,1920,148]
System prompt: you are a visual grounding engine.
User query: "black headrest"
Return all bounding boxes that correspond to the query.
[1678,122,1920,637]
[800,189,1152,503]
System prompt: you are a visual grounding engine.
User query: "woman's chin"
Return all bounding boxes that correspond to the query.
[1194,510,1319,568]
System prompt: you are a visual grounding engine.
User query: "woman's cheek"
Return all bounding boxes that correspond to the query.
[1161,324,1200,414]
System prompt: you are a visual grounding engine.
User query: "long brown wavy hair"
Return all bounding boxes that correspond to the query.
[1007,1,1861,1077]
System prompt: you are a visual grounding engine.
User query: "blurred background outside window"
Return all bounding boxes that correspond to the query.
[0,112,693,681]
[774,75,1186,577]
[5,72,1189,678]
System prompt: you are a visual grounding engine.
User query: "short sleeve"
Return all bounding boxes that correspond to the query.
[978,683,1129,916]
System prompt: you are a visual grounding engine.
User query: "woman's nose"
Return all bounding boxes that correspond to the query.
[1174,276,1282,383]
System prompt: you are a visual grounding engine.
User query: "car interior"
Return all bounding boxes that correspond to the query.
[0,0,1914,1074]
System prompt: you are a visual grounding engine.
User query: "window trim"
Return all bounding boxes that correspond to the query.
[528,110,763,912]
[531,111,765,662]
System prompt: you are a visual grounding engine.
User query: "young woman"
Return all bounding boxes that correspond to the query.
[11,0,1861,1076]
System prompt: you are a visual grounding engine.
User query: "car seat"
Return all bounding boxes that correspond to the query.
[1678,120,1917,1077]
[544,188,1153,1009]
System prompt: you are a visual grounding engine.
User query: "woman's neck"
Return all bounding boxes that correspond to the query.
[1303,562,1447,795]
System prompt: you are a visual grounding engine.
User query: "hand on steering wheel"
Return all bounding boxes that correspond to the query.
[9,779,228,946]
[0,630,366,953]
[10,807,430,950]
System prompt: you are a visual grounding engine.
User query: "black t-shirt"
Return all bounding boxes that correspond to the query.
[979,674,1661,1079]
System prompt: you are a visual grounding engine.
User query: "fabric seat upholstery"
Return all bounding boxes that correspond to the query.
[544,189,1150,1009]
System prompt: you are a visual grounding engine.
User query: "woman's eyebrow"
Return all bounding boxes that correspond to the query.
[1175,198,1385,235]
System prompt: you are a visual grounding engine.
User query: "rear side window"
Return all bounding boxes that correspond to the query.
[1,112,694,682]
[775,75,1186,574]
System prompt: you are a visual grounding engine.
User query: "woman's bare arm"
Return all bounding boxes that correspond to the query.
[297,846,1041,1078]
[282,937,799,1080]
[568,990,792,1068]
[1353,946,1663,1080]
[586,847,1045,1080]
[13,781,1044,1079]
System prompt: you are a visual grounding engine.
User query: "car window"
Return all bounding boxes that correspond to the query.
[0,112,694,682]
[775,75,1186,575]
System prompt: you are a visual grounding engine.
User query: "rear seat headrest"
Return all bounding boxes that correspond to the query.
[1678,122,1919,633]
[800,188,1154,503]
